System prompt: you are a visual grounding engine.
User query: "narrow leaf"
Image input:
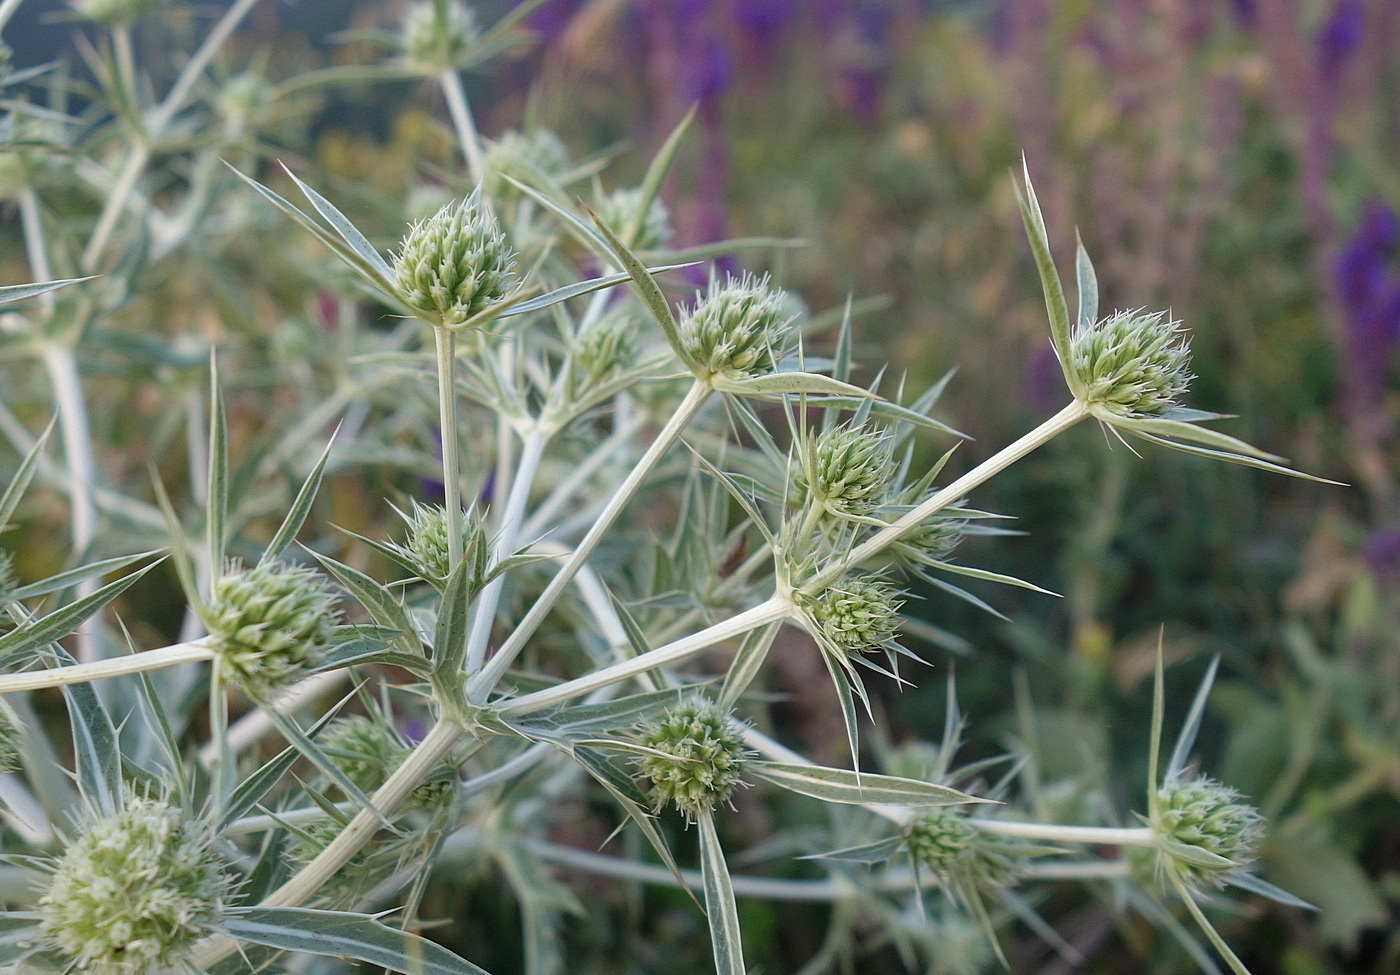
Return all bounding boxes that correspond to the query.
[718,620,780,711]
[0,562,158,671]
[0,421,53,531]
[207,358,229,579]
[283,166,395,283]
[262,708,390,828]
[588,206,688,366]
[0,277,94,305]
[803,834,907,864]
[432,552,476,678]
[714,371,883,399]
[224,907,492,975]
[1012,160,1072,378]
[311,552,422,659]
[1074,229,1098,329]
[698,810,747,975]
[261,428,338,564]
[751,762,988,807]
[627,106,694,247]
[63,681,122,817]
[8,549,160,603]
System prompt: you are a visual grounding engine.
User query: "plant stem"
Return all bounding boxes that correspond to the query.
[0,641,215,694]
[464,431,549,676]
[191,718,474,969]
[966,818,1156,848]
[439,68,485,185]
[521,411,647,538]
[466,380,712,701]
[814,400,1089,589]
[434,327,464,568]
[496,595,792,714]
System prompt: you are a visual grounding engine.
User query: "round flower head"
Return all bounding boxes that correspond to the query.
[574,309,640,379]
[206,560,338,698]
[907,807,975,873]
[678,274,794,381]
[799,576,903,655]
[322,715,452,811]
[1068,309,1191,418]
[483,128,571,199]
[638,700,747,820]
[395,501,483,584]
[400,0,479,72]
[794,423,894,519]
[393,195,515,329]
[596,186,672,250]
[1154,775,1264,887]
[38,796,233,975]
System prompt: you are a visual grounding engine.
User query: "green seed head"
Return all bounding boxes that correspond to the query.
[1069,309,1191,417]
[596,186,672,250]
[398,501,482,583]
[207,561,338,698]
[799,576,903,655]
[794,423,894,518]
[39,797,232,975]
[575,309,640,379]
[483,128,571,199]
[1155,776,1264,885]
[678,274,794,381]
[394,195,515,328]
[907,807,976,872]
[638,700,747,820]
[321,715,452,811]
[401,0,480,72]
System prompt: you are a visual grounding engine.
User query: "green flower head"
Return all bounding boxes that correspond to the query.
[206,560,338,698]
[908,807,976,873]
[1154,775,1264,887]
[596,186,672,251]
[798,576,903,655]
[575,309,640,379]
[321,715,453,811]
[393,500,484,584]
[39,796,233,975]
[483,128,571,199]
[794,423,894,519]
[678,273,794,382]
[393,194,515,329]
[401,0,480,73]
[638,700,748,820]
[1068,309,1191,418]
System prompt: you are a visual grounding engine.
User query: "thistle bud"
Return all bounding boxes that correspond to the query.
[483,129,571,200]
[678,274,794,381]
[396,501,483,584]
[1069,309,1191,417]
[907,807,975,873]
[322,715,452,811]
[400,0,480,73]
[393,195,515,329]
[1154,776,1264,886]
[206,561,338,698]
[798,576,903,655]
[38,797,232,975]
[596,186,672,250]
[794,423,894,519]
[575,309,640,379]
[638,700,747,820]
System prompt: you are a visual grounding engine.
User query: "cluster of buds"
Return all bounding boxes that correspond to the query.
[205,560,339,698]
[483,129,571,199]
[638,700,748,821]
[596,186,672,251]
[1152,776,1264,888]
[574,309,640,380]
[796,576,903,655]
[793,422,894,521]
[391,501,485,585]
[321,715,453,811]
[907,806,976,873]
[393,194,516,329]
[677,274,794,382]
[400,0,480,73]
[38,796,233,975]
[1068,309,1191,418]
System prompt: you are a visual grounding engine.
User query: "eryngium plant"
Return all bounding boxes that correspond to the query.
[0,8,1332,975]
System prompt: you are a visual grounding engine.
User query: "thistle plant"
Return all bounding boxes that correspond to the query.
[0,6,1338,975]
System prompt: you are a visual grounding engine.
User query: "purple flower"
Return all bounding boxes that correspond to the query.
[1336,201,1400,430]
[1317,0,1364,79]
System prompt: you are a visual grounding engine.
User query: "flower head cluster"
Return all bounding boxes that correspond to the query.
[1068,309,1191,418]
[678,274,793,382]
[575,310,640,379]
[400,0,479,73]
[206,560,338,698]
[596,186,672,250]
[798,576,903,655]
[483,129,571,199]
[907,807,976,873]
[638,700,748,820]
[393,195,515,329]
[322,715,452,811]
[38,796,233,975]
[794,423,894,519]
[392,501,483,584]
[1153,776,1264,887]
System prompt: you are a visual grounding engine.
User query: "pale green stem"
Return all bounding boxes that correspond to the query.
[439,68,485,184]
[191,718,473,969]
[81,143,152,273]
[196,669,346,767]
[207,660,231,817]
[743,726,910,825]
[464,432,549,676]
[434,327,464,568]
[966,818,1157,848]
[112,25,137,106]
[466,380,712,701]
[0,0,24,32]
[493,342,517,527]
[814,400,1089,590]
[0,641,215,694]
[521,410,648,538]
[496,594,792,714]
[1020,860,1132,881]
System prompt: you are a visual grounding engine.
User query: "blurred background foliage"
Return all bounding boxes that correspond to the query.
[3,0,1397,971]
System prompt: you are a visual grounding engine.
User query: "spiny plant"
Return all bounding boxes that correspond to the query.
[0,2,1334,973]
